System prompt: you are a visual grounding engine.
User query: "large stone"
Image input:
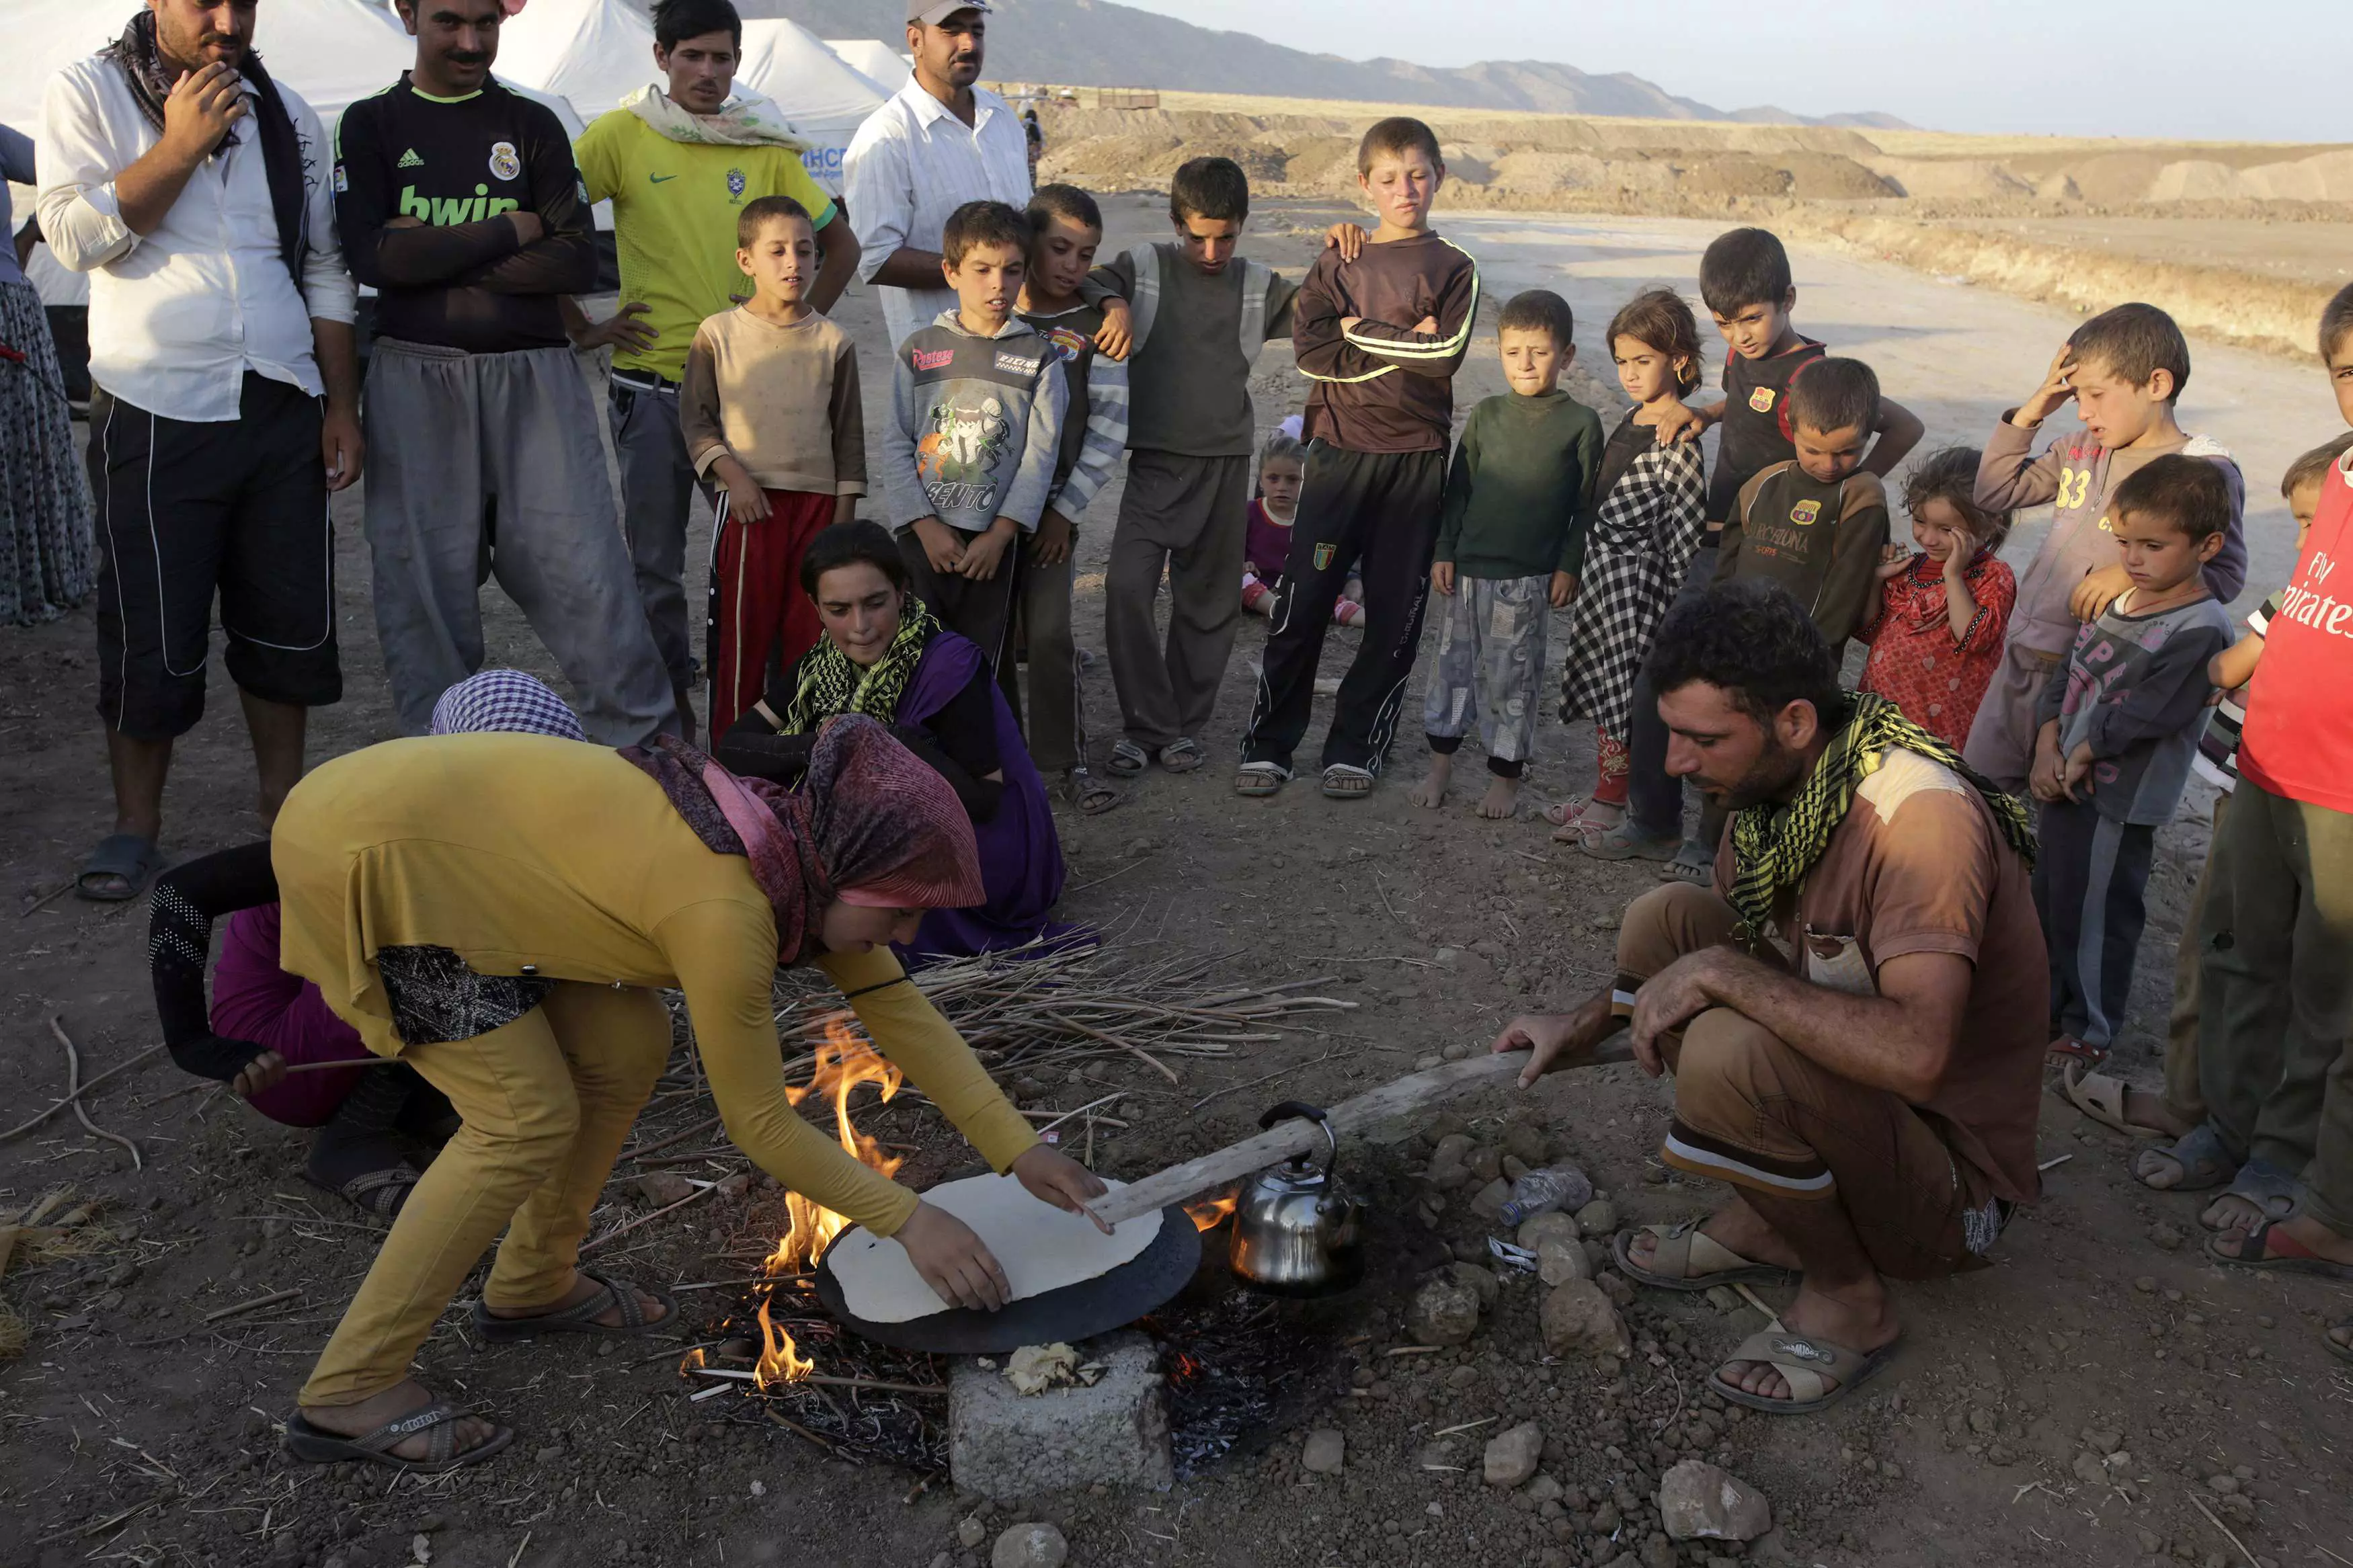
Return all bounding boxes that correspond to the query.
[1467,1145,1505,1184]
[1540,1280,1631,1359]
[1536,1235,1591,1286]
[1484,1421,1544,1487]
[1428,1133,1474,1173]
[1516,1212,1580,1253]
[1574,1198,1619,1237]
[949,1331,1171,1498]
[1656,1460,1773,1542]
[1406,1275,1482,1346]
[1468,1178,1513,1219]
[991,1522,1070,1568]
[1447,1262,1499,1311]
[1502,1121,1550,1168]
[1301,1429,1345,1475]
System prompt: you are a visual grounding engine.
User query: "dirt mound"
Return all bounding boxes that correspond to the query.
[1867,157,2036,201]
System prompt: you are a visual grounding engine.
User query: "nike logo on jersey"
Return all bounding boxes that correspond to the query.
[397,148,424,169]
[649,173,678,183]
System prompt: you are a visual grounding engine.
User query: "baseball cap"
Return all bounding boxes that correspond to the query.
[908,0,990,23]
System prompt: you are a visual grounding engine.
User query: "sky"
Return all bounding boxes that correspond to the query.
[1118,0,2342,143]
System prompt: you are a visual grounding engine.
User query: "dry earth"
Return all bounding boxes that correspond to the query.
[3,199,2350,1568]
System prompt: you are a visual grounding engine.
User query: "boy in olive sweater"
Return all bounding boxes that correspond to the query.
[1411,290,1603,819]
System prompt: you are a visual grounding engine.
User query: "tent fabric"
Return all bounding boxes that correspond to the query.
[4,0,416,136]
[494,0,660,126]
[735,20,886,191]
[824,39,912,94]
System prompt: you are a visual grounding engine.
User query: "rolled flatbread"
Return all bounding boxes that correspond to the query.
[826,1174,1163,1323]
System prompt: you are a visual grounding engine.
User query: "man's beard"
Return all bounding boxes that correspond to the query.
[1703,738,1809,812]
[161,22,245,71]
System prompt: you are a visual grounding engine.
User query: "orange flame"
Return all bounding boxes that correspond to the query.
[755,1016,904,1385]
[1184,1190,1238,1231]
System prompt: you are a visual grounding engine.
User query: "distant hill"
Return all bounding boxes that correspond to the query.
[692,0,1914,129]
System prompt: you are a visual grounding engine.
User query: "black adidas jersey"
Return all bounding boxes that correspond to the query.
[334,74,595,353]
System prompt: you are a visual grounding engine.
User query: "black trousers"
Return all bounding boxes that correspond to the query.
[1625,540,1718,839]
[897,524,1025,673]
[1240,441,1447,774]
[88,374,337,739]
[2032,797,2155,1053]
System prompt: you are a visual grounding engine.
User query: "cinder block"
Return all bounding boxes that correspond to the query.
[947,1331,1172,1498]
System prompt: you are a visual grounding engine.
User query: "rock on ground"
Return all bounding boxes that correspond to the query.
[1517,1212,1579,1253]
[1657,1460,1773,1542]
[992,1522,1070,1568]
[1484,1421,1543,1487]
[1541,1279,1632,1358]
[949,1331,1171,1497]
[1300,1428,1345,1474]
[1406,1275,1482,1346]
[1536,1235,1591,1286]
[1574,1198,1618,1237]
[1447,1261,1499,1311]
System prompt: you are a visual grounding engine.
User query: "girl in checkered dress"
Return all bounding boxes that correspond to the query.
[1551,290,1710,839]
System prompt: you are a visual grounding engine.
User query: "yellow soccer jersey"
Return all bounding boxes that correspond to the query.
[574,111,840,380]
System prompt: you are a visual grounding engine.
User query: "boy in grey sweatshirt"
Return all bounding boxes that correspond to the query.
[883,200,1069,670]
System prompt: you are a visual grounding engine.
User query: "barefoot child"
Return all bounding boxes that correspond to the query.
[1966,302,2246,792]
[882,200,1069,671]
[1551,288,1709,842]
[2030,456,2237,1069]
[1410,289,1601,818]
[1238,117,1480,801]
[681,196,865,737]
[1242,436,1366,627]
[1855,448,2016,751]
[1012,183,1129,815]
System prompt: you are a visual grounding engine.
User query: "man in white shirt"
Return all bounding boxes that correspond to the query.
[39,0,361,903]
[841,1,1037,352]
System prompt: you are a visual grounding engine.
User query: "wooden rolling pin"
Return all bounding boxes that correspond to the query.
[1088,1038,1637,1230]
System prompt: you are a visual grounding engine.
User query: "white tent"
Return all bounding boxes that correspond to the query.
[4,0,416,136]
[494,0,657,126]
[824,38,910,95]
[735,19,886,192]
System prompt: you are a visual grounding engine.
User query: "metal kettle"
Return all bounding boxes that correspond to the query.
[1229,1102,1364,1296]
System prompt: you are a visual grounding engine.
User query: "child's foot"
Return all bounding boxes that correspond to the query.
[1333,598,1367,628]
[1476,775,1520,819]
[1408,754,1453,809]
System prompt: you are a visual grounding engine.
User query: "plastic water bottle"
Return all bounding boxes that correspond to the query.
[1499,1162,1593,1229]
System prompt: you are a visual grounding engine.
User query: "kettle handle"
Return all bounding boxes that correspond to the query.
[1258,1101,1338,1180]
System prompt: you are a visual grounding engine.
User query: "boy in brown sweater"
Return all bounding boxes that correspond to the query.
[1237,117,1480,800]
[680,196,865,736]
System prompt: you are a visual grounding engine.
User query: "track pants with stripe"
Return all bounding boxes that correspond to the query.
[704,488,835,740]
[1241,442,1446,775]
[2032,797,2156,1055]
[87,373,339,739]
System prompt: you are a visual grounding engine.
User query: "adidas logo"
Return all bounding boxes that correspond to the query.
[397,148,424,169]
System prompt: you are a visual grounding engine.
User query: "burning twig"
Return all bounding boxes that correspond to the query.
[48,1018,142,1169]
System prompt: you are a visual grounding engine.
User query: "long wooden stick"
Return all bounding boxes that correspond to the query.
[50,1018,141,1170]
[0,1040,165,1143]
[1088,1040,1635,1229]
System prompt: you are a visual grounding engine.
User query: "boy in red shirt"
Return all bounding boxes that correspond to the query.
[2192,283,2353,1364]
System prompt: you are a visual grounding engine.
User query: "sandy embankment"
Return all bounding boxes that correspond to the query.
[1033,94,2353,360]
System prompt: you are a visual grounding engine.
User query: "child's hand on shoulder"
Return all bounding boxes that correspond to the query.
[1322,223,1367,263]
[912,515,965,574]
[1431,561,1456,597]
[2069,563,2132,621]
[1092,300,1131,362]
[1549,571,1576,608]
[1648,401,1710,446]
[957,518,1019,580]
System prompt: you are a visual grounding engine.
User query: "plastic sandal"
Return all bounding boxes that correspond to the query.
[284,1401,512,1474]
[1708,1329,1900,1416]
[1060,768,1123,815]
[1576,819,1683,861]
[2055,1067,2167,1141]
[472,1272,677,1342]
[1612,1223,1794,1292]
[1159,737,1206,774]
[1659,839,1714,883]
[76,832,161,903]
[1320,764,1375,800]
[2327,1321,2352,1364]
[2206,1221,2353,1280]
[1106,739,1150,778]
[2132,1122,2235,1193]
[1234,762,1287,798]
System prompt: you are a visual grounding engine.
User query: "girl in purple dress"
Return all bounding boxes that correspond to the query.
[717,522,1071,960]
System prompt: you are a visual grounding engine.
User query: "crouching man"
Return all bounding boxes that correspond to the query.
[1494,579,2045,1413]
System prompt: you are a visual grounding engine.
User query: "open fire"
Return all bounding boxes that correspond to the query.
[754,1015,905,1387]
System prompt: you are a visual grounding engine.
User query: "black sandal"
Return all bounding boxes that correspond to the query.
[284,1401,512,1473]
[305,1164,421,1221]
[1060,768,1123,815]
[471,1270,677,1342]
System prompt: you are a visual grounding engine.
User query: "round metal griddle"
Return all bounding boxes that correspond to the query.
[812,1204,1203,1354]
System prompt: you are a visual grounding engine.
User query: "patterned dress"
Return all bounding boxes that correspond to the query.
[1556,414,1708,741]
[1858,550,2017,752]
[0,144,96,626]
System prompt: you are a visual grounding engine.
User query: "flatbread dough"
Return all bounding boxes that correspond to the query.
[826,1174,1162,1323]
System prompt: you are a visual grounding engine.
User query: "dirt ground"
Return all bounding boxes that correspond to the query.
[3,199,2350,1568]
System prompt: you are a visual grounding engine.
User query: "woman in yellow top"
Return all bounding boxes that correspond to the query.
[271,714,1104,1471]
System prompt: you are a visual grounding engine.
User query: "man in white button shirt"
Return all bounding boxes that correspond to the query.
[842,1,1044,352]
[39,0,362,902]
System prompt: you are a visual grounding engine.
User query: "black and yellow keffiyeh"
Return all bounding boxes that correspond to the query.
[1726,691,2036,940]
[776,595,942,735]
